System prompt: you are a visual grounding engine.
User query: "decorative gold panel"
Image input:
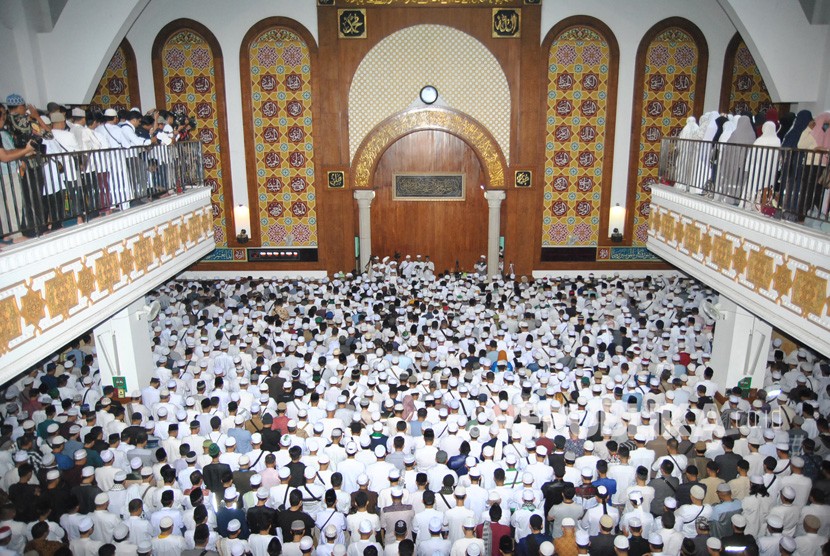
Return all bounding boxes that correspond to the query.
[649,200,830,332]
[651,211,662,231]
[699,233,711,260]
[674,220,685,247]
[153,234,165,259]
[77,265,96,300]
[772,263,793,296]
[352,108,507,188]
[120,247,135,277]
[96,250,121,293]
[20,287,45,330]
[0,297,21,355]
[660,215,674,242]
[44,270,79,320]
[684,223,700,254]
[792,269,828,317]
[164,225,182,256]
[747,250,772,290]
[134,236,153,273]
[711,236,732,270]
[732,246,747,276]
[0,207,212,355]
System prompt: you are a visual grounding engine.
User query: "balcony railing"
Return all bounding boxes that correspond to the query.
[659,137,829,226]
[0,140,203,241]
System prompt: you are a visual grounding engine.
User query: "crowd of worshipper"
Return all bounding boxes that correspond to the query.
[0,93,198,243]
[0,270,829,556]
[670,107,830,224]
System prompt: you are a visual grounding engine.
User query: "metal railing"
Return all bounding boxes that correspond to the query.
[659,137,830,226]
[0,141,203,240]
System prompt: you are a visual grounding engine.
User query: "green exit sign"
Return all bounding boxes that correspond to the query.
[112,376,127,398]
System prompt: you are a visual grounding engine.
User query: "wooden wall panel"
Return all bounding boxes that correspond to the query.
[315,5,542,275]
[370,130,488,274]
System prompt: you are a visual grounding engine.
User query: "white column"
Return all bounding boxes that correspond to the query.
[484,190,506,278]
[93,298,155,395]
[709,296,773,392]
[353,190,376,273]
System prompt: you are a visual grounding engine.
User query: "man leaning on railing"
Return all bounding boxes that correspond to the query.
[0,95,201,243]
[68,107,105,220]
[0,101,36,244]
[2,94,53,239]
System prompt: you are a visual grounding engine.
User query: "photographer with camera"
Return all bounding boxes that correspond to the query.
[4,94,52,237]
[0,104,36,243]
[172,112,195,142]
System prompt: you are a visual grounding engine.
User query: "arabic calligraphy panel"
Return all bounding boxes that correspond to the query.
[393,173,465,201]
[632,27,700,246]
[542,24,611,248]
[161,29,228,246]
[248,26,319,247]
[726,37,773,114]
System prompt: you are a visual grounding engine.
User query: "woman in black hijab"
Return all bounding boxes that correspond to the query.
[780,109,814,220]
[778,111,796,141]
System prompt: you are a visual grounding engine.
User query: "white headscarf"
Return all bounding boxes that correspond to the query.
[700,112,719,141]
[719,114,738,143]
[754,121,781,147]
[679,117,699,140]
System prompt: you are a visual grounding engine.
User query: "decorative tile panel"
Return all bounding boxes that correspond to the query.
[248,28,318,247]
[633,28,701,246]
[648,186,830,356]
[161,30,228,246]
[90,41,134,112]
[542,26,610,247]
[726,37,773,114]
[0,188,214,382]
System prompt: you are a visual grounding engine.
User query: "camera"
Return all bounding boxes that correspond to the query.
[5,114,45,151]
[174,113,197,130]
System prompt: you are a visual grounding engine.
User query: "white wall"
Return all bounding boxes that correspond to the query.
[0,1,50,106]
[540,0,738,210]
[719,0,830,105]
[125,0,318,210]
[37,0,151,104]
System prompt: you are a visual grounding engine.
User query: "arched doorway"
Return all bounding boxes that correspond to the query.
[369,130,488,274]
[351,107,507,276]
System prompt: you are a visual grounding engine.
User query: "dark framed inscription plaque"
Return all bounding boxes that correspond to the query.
[393,173,466,201]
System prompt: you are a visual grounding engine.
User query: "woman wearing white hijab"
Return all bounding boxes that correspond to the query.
[701,112,720,141]
[691,112,719,194]
[675,117,701,188]
[745,121,782,212]
[716,115,757,204]
[718,114,739,143]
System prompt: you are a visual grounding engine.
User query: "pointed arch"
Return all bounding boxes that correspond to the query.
[351,107,507,190]
[239,17,319,248]
[90,38,141,111]
[151,19,234,247]
[540,16,620,250]
[719,32,775,114]
[348,24,511,165]
[626,17,708,246]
